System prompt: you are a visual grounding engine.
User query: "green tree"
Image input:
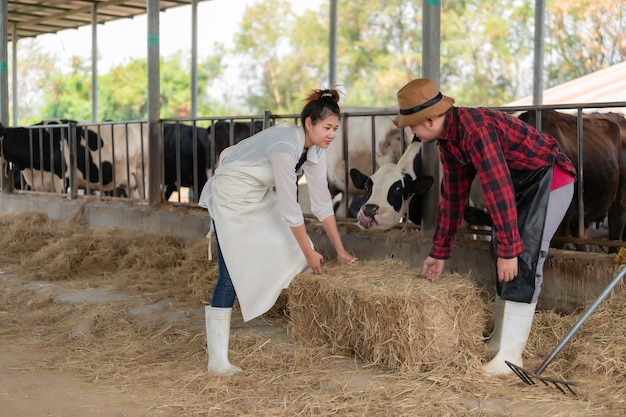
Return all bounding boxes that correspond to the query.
[545,0,626,87]
[441,1,536,106]
[14,0,626,122]
[231,0,626,110]
[333,0,423,106]
[40,55,94,121]
[159,49,226,118]
[8,39,61,125]
[37,51,227,122]
[98,58,147,120]
[233,0,298,113]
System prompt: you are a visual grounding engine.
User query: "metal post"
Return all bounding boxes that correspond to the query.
[329,0,338,86]
[91,4,98,122]
[0,0,10,193]
[576,108,584,238]
[532,0,546,105]
[191,0,198,118]
[11,23,16,126]
[147,0,161,205]
[421,0,442,238]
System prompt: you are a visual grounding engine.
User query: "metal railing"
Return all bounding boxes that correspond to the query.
[2,101,625,251]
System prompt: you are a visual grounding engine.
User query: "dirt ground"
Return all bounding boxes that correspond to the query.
[0,212,625,417]
[0,336,162,417]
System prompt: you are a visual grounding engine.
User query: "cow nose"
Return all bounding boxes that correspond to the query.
[363,204,378,218]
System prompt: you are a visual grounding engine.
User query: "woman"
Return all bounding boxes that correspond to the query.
[199,88,355,375]
[392,78,576,376]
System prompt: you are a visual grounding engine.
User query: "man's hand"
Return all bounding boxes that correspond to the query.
[497,256,518,283]
[422,256,445,282]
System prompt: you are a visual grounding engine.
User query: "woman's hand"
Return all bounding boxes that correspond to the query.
[337,250,356,266]
[305,250,326,275]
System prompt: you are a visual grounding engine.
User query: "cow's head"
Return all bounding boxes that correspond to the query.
[349,141,434,230]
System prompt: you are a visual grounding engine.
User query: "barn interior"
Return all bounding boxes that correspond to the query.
[0,0,624,314]
[0,2,626,416]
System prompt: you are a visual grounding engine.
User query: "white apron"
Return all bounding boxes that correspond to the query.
[207,164,311,322]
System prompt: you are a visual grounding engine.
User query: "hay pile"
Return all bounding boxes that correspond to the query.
[0,211,217,304]
[288,259,486,371]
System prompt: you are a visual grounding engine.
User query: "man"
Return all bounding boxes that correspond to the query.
[393,78,576,376]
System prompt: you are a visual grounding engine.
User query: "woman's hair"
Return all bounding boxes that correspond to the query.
[300,87,342,126]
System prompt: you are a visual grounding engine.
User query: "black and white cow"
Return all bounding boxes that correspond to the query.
[325,107,414,217]
[349,140,435,230]
[41,119,114,191]
[0,120,111,192]
[76,122,148,198]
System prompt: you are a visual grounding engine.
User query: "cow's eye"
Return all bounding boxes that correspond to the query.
[394,185,402,193]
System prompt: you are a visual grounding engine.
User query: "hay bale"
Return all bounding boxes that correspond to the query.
[287,259,485,371]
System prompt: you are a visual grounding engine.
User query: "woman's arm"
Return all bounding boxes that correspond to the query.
[320,215,355,265]
[290,223,325,274]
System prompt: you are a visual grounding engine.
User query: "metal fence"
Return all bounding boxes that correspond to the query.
[2,102,626,246]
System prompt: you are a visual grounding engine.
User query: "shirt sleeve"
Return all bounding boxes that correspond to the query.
[431,149,474,259]
[302,149,334,221]
[268,151,305,227]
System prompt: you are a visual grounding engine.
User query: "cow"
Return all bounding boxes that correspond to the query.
[454,111,626,251]
[74,121,207,201]
[206,120,265,170]
[349,139,435,230]
[161,123,208,202]
[41,119,113,192]
[0,123,65,192]
[519,110,626,251]
[324,107,415,217]
[76,122,149,199]
[0,120,110,193]
[77,121,262,200]
[586,112,626,242]
[344,123,485,233]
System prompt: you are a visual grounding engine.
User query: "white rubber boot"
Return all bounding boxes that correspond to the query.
[486,295,505,357]
[205,306,242,375]
[482,300,536,377]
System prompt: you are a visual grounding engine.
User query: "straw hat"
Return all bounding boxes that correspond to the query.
[393,79,455,128]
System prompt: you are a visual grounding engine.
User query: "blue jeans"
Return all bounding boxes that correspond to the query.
[211,222,236,308]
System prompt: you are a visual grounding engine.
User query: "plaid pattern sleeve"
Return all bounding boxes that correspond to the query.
[430,147,475,259]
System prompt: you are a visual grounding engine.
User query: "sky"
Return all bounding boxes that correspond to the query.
[36,1,254,73]
[29,0,324,112]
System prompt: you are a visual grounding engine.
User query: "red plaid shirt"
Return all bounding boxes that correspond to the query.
[431,106,576,259]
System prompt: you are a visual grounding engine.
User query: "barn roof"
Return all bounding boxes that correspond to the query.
[505,61,626,113]
[7,0,205,42]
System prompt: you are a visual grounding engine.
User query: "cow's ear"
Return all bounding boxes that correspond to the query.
[350,168,369,190]
[415,176,434,195]
[405,174,434,196]
[403,173,414,198]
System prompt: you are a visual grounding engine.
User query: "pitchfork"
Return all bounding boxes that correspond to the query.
[506,263,626,396]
